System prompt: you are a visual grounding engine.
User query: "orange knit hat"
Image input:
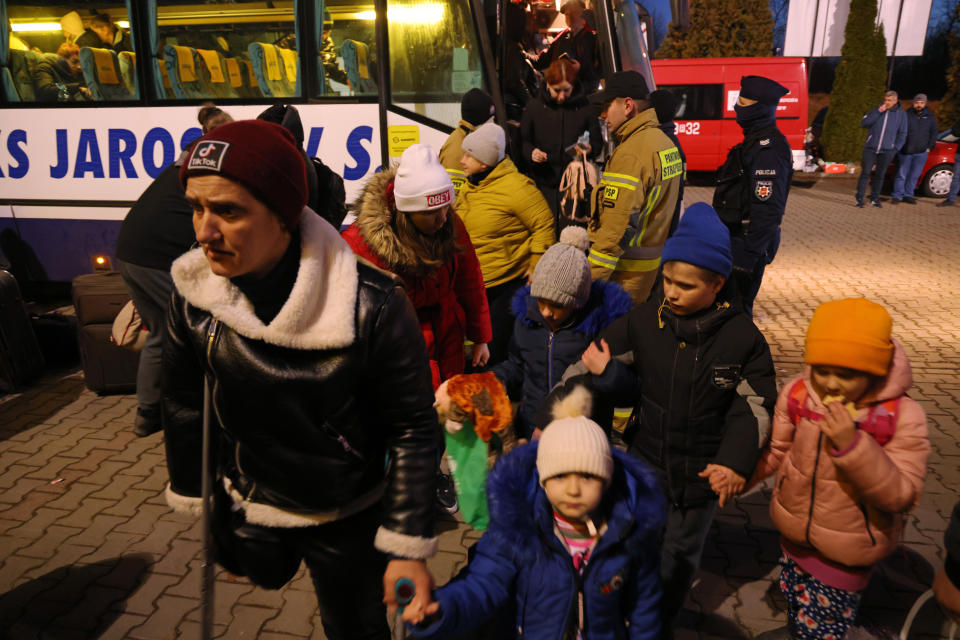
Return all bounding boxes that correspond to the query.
[804,298,893,376]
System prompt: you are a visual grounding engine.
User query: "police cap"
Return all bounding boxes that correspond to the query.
[589,71,649,105]
[739,75,789,106]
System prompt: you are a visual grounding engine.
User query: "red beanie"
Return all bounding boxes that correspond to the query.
[179,120,308,230]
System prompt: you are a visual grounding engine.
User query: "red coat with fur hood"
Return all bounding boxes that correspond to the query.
[752,340,929,568]
[343,168,492,389]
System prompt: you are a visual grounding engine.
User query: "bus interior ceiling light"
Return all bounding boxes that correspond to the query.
[354,4,446,23]
[11,20,130,32]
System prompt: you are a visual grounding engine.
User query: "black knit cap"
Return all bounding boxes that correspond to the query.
[650,89,678,124]
[461,88,495,127]
[739,75,789,106]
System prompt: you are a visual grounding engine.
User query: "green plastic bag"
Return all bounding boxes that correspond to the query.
[444,419,490,530]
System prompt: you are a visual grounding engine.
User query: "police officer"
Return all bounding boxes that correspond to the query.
[713,75,792,317]
[587,71,683,304]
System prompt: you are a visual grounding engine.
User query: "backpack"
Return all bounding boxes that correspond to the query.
[785,379,900,446]
[558,149,597,232]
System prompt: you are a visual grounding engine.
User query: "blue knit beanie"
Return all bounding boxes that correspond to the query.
[661,203,732,278]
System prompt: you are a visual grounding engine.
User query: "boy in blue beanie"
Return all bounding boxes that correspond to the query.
[537,202,777,637]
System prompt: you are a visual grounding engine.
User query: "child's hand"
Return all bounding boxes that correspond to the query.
[472,343,490,367]
[698,464,746,507]
[819,401,858,451]
[582,339,611,375]
[401,599,441,625]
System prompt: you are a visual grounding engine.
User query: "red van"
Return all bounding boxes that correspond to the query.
[650,57,808,172]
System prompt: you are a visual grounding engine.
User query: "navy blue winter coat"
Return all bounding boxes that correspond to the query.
[861,104,908,153]
[410,442,666,640]
[901,107,939,154]
[492,281,633,438]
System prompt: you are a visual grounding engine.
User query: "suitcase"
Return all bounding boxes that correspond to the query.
[72,271,139,394]
[0,269,45,392]
[32,306,79,366]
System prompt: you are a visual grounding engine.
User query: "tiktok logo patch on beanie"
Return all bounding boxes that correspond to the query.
[189,140,231,172]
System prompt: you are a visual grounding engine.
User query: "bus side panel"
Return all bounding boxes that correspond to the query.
[0,214,121,282]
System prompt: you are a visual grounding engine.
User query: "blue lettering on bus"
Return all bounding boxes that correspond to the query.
[142,128,175,179]
[50,129,69,178]
[180,128,202,151]
[6,130,29,179]
[74,129,105,179]
[108,129,138,179]
[306,127,324,158]
[344,126,372,181]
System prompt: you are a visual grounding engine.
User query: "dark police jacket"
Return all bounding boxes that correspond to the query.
[713,124,793,271]
[162,212,439,558]
[901,107,939,154]
[537,285,777,507]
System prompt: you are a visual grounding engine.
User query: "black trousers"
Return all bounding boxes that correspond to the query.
[856,148,895,203]
[659,500,719,637]
[277,505,390,640]
[484,277,525,368]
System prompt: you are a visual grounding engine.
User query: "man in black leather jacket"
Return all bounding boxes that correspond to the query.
[162,120,439,639]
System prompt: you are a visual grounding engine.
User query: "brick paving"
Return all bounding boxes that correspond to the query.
[1,179,958,639]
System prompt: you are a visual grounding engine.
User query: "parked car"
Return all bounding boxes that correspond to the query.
[919,133,958,197]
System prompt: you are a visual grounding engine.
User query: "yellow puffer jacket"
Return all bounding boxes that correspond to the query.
[439,120,475,197]
[457,157,555,288]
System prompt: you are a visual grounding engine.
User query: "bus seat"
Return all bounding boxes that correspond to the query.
[341,40,377,94]
[6,49,41,101]
[196,49,237,99]
[277,46,299,95]
[117,51,138,98]
[154,57,175,99]
[79,47,133,101]
[240,58,262,98]
[247,42,292,97]
[164,44,212,99]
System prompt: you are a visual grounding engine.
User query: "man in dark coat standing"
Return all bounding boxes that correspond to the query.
[712,75,792,316]
[891,93,938,204]
[856,90,908,208]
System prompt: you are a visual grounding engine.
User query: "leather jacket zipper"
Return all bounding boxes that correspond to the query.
[805,432,824,544]
[323,422,366,462]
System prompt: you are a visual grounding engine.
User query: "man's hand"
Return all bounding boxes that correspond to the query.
[878,103,888,112]
[819,401,858,451]
[933,567,960,624]
[384,559,434,622]
[582,339,611,375]
[472,343,490,367]
[698,464,746,508]
[532,148,548,163]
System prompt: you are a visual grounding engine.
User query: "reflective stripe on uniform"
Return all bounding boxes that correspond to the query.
[588,249,619,269]
[613,408,633,419]
[629,184,662,247]
[446,168,465,178]
[615,256,661,272]
[599,172,639,191]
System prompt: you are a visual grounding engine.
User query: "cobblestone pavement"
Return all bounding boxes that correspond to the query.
[1,179,959,639]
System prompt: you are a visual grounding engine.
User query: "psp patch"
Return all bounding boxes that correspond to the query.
[603,185,620,201]
[755,180,773,201]
[711,364,742,390]
[188,140,231,172]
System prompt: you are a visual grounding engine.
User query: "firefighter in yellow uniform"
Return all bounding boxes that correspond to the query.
[587,71,683,304]
[439,89,495,196]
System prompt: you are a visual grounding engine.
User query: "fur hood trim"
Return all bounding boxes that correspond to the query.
[353,167,425,273]
[485,442,665,557]
[514,280,633,335]
[170,210,359,349]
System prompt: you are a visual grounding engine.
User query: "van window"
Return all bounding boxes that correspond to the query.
[154,0,298,100]
[6,2,135,102]
[318,0,377,97]
[388,0,489,128]
[660,84,724,121]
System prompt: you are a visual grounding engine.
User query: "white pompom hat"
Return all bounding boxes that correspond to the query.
[393,144,455,213]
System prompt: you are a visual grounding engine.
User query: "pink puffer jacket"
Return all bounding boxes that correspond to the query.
[752,340,930,568]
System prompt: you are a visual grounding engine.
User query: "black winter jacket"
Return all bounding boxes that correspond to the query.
[945,500,960,589]
[537,284,776,507]
[520,83,602,189]
[34,57,87,102]
[162,212,439,558]
[901,107,939,154]
[491,281,632,438]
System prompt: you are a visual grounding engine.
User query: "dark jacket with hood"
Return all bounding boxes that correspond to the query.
[520,82,603,189]
[491,281,632,437]
[342,168,492,389]
[162,211,440,560]
[537,284,777,507]
[409,442,666,640]
[35,56,87,102]
[901,106,939,154]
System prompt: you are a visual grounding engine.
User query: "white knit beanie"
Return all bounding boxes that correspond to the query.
[537,386,613,486]
[530,226,592,309]
[393,144,455,212]
[462,122,506,167]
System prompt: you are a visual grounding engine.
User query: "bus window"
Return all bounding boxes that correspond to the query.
[5,2,136,102]
[318,0,377,97]
[154,0,298,100]
[388,0,489,128]
[659,84,724,121]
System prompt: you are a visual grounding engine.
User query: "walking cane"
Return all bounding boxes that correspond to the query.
[200,375,216,640]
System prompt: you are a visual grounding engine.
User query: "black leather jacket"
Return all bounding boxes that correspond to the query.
[162,213,439,555]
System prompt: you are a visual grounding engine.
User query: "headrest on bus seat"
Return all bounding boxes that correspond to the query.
[171,45,198,83]
[89,48,120,85]
[158,59,172,88]
[196,49,226,84]
[277,47,297,83]
[242,59,256,86]
[258,43,282,81]
[120,51,136,65]
[224,57,243,88]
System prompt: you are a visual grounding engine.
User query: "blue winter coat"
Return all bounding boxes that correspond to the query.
[860,104,908,153]
[491,281,633,438]
[410,442,666,640]
[901,107,939,154]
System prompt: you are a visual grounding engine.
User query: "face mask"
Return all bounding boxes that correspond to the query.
[733,102,776,129]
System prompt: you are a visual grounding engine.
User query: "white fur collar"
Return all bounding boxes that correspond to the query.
[171,210,359,349]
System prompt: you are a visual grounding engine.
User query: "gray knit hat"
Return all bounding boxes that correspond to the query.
[462,122,506,167]
[530,226,592,309]
[913,93,928,102]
